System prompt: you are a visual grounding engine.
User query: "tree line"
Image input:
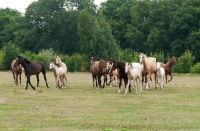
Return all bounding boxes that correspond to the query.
[0,0,200,73]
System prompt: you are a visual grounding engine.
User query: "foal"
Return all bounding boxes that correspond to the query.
[49,62,67,88]
[11,59,23,85]
[125,62,142,94]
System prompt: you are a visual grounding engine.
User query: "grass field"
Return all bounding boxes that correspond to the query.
[0,71,200,131]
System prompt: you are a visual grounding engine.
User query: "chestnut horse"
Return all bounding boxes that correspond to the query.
[14,56,49,90]
[160,57,177,83]
[110,60,131,93]
[11,59,23,85]
[139,53,157,90]
[90,60,107,88]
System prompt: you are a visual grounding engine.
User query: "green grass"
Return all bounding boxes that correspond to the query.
[0,71,200,131]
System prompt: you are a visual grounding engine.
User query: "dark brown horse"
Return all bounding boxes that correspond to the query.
[90,60,107,88]
[110,60,131,93]
[14,56,49,90]
[160,57,177,83]
[11,59,23,85]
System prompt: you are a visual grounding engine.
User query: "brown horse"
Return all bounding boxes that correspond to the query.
[90,60,107,88]
[160,57,177,83]
[110,60,131,93]
[14,56,49,90]
[139,53,157,90]
[11,59,23,85]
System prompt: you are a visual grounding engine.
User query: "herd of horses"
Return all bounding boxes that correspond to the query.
[10,53,177,94]
[90,53,177,94]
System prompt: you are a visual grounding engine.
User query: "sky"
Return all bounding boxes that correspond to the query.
[0,0,106,13]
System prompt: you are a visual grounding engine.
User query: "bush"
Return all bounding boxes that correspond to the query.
[190,63,200,74]
[173,50,195,73]
[1,42,20,70]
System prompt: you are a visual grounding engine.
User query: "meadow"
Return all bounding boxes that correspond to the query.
[0,71,200,131]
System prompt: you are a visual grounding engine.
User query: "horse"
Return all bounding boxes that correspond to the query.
[110,60,131,93]
[14,56,49,90]
[125,62,142,94]
[90,60,107,88]
[49,62,67,88]
[106,62,119,87]
[156,62,165,90]
[160,57,177,83]
[56,56,67,68]
[11,59,23,85]
[55,56,67,86]
[139,53,157,90]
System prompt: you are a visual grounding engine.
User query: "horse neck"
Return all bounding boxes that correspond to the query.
[142,57,148,70]
[116,61,125,73]
[166,61,173,68]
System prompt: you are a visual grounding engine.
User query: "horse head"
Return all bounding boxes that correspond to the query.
[99,60,107,74]
[14,56,23,67]
[90,56,96,64]
[49,62,55,69]
[139,53,146,65]
[170,57,177,66]
[110,60,118,73]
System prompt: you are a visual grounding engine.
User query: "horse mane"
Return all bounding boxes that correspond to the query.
[24,58,31,64]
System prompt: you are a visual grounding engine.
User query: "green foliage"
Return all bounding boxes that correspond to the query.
[37,49,56,69]
[0,50,5,70]
[118,49,139,62]
[173,50,195,73]
[1,42,20,70]
[67,53,86,72]
[190,63,200,74]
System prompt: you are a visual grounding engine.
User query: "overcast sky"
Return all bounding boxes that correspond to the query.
[0,0,106,13]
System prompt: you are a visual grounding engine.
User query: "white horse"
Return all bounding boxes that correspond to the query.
[49,62,67,88]
[125,62,142,94]
[156,62,165,90]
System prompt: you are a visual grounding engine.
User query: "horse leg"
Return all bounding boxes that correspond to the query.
[64,74,67,87]
[19,72,22,85]
[125,79,130,94]
[146,73,150,90]
[36,74,39,87]
[16,73,19,85]
[42,72,49,88]
[168,73,173,82]
[154,72,157,89]
[27,75,35,90]
[165,74,168,83]
[139,76,142,94]
[103,74,107,88]
[118,78,122,93]
[127,79,132,93]
[98,75,102,87]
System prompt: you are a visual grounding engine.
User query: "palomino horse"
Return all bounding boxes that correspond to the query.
[110,60,131,93]
[49,62,67,88]
[11,59,23,85]
[160,57,177,83]
[14,56,49,90]
[55,56,67,86]
[90,60,107,88]
[139,53,157,90]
